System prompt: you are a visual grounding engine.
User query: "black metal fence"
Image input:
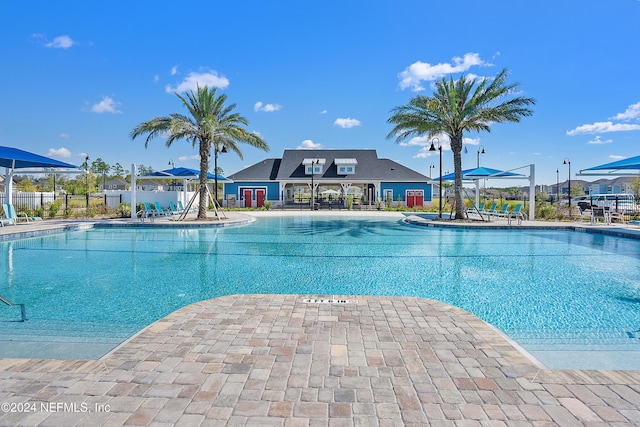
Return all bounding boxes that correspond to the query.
[575,194,640,220]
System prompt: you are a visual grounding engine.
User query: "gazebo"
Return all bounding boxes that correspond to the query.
[436,164,536,220]
[0,145,79,205]
[130,165,230,219]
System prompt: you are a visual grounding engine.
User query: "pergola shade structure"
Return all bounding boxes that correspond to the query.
[0,145,79,204]
[578,155,640,176]
[435,165,535,220]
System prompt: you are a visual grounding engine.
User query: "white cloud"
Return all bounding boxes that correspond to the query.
[58,133,70,139]
[609,155,626,160]
[566,121,640,135]
[47,147,71,158]
[153,75,159,82]
[320,110,327,114]
[254,101,282,112]
[611,101,640,121]
[398,52,489,91]
[91,96,121,114]
[166,71,229,93]
[334,118,361,128]
[170,65,179,76]
[462,137,481,146]
[46,35,75,49]
[178,155,200,161]
[587,136,613,145]
[297,140,323,149]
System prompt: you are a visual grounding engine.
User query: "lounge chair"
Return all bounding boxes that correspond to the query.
[142,202,163,219]
[169,201,183,215]
[177,200,196,213]
[153,201,171,216]
[466,201,485,216]
[2,203,42,223]
[493,203,511,219]
[481,202,497,217]
[507,204,527,225]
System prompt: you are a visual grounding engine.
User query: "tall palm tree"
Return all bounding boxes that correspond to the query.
[131,86,268,219]
[387,69,535,219]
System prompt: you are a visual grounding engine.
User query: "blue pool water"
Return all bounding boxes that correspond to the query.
[1,215,639,368]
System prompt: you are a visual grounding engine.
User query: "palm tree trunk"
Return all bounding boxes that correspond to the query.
[451,133,466,219]
[198,141,211,219]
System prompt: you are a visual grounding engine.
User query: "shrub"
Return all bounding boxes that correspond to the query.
[263,201,272,210]
[346,195,354,210]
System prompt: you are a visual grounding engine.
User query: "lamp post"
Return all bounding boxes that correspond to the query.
[84,155,90,209]
[310,159,318,210]
[556,169,560,206]
[429,138,442,219]
[563,158,571,216]
[168,160,175,191]
[477,145,485,168]
[429,163,435,179]
[214,146,227,205]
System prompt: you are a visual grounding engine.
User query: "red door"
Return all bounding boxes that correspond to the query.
[243,189,252,208]
[415,190,424,206]
[256,189,265,208]
[406,191,415,208]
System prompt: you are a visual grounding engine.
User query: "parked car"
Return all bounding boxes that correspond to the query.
[590,194,639,213]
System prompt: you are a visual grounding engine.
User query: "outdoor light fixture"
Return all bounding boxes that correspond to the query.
[428,137,442,219]
[556,169,559,206]
[214,146,226,204]
[477,146,485,168]
[310,159,319,210]
[563,158,571,215]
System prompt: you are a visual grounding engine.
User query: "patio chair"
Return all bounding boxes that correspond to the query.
[466,201,485,216]
[3,203,41,223]
[591,207,611,225]
[481,203,497,217]
[507,204,527,225]
[142,202,163,218]
[493,203,511,219]
[177,200,196,212]
[169,201,183,215]
[153,201,171,216]
[578,207,592,223]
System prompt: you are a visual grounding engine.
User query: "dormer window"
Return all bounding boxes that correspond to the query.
[335,158,357,175]
[303,158,326,175]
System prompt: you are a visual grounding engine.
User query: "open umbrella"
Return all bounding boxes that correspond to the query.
[1,145,78,204]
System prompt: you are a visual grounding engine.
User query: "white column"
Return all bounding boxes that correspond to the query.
[130,164,137,219]
[529,164,535,221]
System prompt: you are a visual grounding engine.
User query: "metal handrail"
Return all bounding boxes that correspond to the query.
[0,294,27,322]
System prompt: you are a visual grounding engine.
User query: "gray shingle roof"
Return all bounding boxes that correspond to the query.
[228,149,428,182]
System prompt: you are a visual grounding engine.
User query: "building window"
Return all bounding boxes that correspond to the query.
[306,165,323,174]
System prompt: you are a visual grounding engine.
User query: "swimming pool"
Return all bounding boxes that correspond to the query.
[1,215,639,368]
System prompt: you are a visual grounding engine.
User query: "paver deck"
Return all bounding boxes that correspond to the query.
[2,215,640,426]
[1,294,639,426]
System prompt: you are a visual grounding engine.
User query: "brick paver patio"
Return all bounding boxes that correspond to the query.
[1,294,639,426]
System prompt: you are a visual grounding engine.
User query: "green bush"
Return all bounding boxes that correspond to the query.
[346,195,354,210]
[263,201,272,210]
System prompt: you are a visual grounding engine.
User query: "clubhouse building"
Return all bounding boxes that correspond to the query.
[223,149,432,209]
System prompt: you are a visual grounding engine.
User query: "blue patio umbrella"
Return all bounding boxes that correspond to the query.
[150,166,228,181]
[436,166,524,181]
[581,155,640,172]
[0,145,78,169]
[1,145,79,205]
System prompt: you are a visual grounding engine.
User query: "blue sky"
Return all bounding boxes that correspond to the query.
[2,0,639,186]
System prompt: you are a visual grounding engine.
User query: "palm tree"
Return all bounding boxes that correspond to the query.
[387,69,535,219]
[131,86,268,219]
